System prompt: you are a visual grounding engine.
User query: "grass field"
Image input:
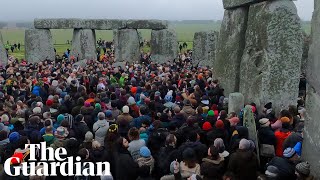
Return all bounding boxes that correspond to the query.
[0,21,311,60]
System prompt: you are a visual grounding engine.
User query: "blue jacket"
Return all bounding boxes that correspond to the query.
[131,115,151,128]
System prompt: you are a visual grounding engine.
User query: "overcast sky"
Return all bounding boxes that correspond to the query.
[0,0,314,21]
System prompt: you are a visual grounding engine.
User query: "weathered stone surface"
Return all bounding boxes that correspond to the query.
[73,59,88,68]
[151,29,178,63]
[0,42,7,65]
[25,29,55,63]
[303,85,320,177]
[81,19,126,30]
[303,0,320,177]
[71,29,96,60]
[113,29,140,63]
[0,32,3,43]
[192,31,218,67]
[301,33,310,74]
[34,18,168,30]
[239,0,303,112]
[228,93,244,114]
[0,32,6,65]
[223,0,263,9]
[126,19,168,30]
[34,18,83,29]
[214,7,248,96]
[243,105,260,159]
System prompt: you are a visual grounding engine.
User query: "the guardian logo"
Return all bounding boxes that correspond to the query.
[4,142,110,176]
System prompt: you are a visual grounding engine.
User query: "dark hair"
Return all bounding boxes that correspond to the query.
[280,110,293,120]
[182,148,197,168]
[18,136,29,149]
[209,145,220,160]
[128,127,139,140]
[44,119,52,127]
[0,131,7,141]
[78,148,89,159]
[60,120,69,128]
[139,105,149,115]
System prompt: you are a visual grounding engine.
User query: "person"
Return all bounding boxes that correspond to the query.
[93,112,109,146]
[275,122,291,157]
[17,43,21,51]
[136,146,155,175]
[128,127,146,161]
[295,161,314,180]
[258,118,276,168]
[115,137,141,180]
[228,139,258,180]
[201,145,225,180]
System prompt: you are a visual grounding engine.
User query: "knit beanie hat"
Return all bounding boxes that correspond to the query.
[264,102,272,109]
[9,132,20,143]
[207,110,214,117]
[84,101,91,107]
[46,99,53,107]
[229,117,240,127]
[33,107,42,114]
[95,103,101,110]
[215,120,224,129]
[265,165,279,178]
[239,138,250,150]
[202,122,212,131]
[140,146,151,158]
[280,117,291,123]
[122,106,129,114]
[127,97,136,105]
[283,147,296,158]
[57,114,65,123]
[296,162,310,176]
[259,118,270,128]
[105,110,112,118]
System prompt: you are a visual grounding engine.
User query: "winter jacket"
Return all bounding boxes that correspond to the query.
[275,130,291,157]
[178,141,207,163]
[201,157,225,180]
[228,149,258,180]
[93,119,109,146]
[282,132,303,150]
[258,126,276,145]
[156,146,180,178]
[171,113,186,128]
[117,113,133,124]
[131,115,152,128]
[181,105,195,119]
[115,149,140,180]
[73,121,90,142]
[136,156,155,174]
[128,139,146,161]
[80,106,94,130]
[43,134,55,146]
[267,157,296,180]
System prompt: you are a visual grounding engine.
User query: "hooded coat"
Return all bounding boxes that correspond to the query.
[93,119,109,146]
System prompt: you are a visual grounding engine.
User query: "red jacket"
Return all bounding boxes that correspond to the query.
[275,130,291,157]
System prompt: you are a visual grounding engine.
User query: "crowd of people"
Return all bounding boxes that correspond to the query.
[0,53,313,180]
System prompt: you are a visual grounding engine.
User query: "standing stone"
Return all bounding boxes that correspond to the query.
[243,105,260,162]
[223,0,261,9]
[0,32,3,43]
[239,0,303,112]
[228,93,244,114]
[303,0,320,177]
[151,29,177,63]
[214,8,248,96]
[113,29,140,64]
[193,31,218,67]
[0,32,7,65]
[126,19,168,30]
[25,29,55,63]
[71,29,96,60]
[301,33,310,74]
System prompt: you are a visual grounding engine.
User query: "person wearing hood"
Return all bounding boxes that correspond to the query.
[42,126,55,146]
[51,126,69,150]
[181,99,195,120]
[171,106,186,128]
[136,146,155,175]
[164,90,176,110]
[201,145,225,180]
[73,114,90,142]
[228,139,258,180]
[128,96,140,118]
[93,112,109,146]
[53,114,65,129]
[80,101,95,130]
